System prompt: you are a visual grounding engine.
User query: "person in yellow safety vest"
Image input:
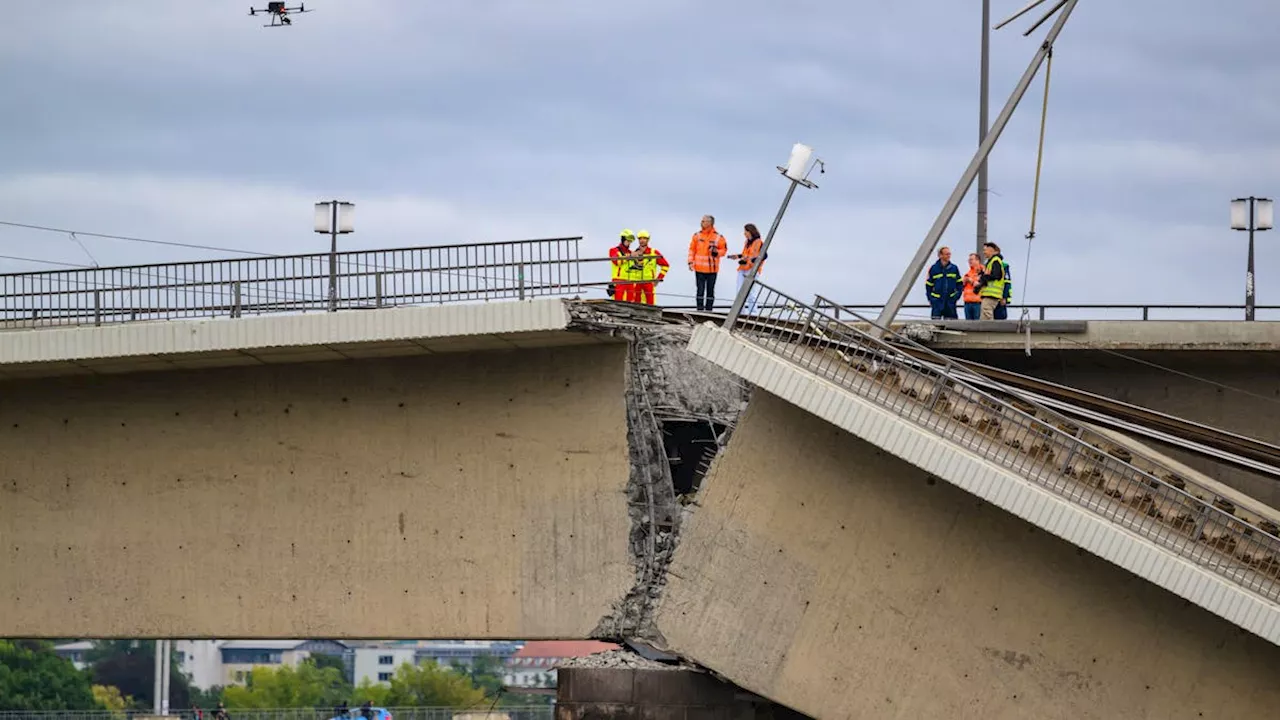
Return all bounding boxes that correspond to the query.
[629,230,669,305]
[608,229,636,301]
[977,241,1007,321]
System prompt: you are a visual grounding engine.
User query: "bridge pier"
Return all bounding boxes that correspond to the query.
[555,665,807,719]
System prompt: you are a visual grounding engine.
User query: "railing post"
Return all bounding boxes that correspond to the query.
[232,281,242,318]
[1039,306,1045,321]
[93,290,101,326]
[518,263,526,300]
[1058,427,1085,472]
[926,374,948,410]
[375,272,384,308]
[1143,306,1149,321]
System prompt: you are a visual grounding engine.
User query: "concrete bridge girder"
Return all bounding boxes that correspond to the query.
[3,300,1280,719]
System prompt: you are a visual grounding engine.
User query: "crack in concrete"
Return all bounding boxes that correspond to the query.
[566,302,749,645]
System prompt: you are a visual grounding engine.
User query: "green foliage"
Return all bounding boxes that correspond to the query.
[88,641,190,710]
[349,678,391,706]
[222,662,349,709]
[383,661,488,708]
[0,639,98,711]
[450,657,549,708]
[189,685,226,709]
[306,654,348,680]
[92,684,130,713]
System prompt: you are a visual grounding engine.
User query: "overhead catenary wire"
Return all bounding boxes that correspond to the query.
[1053,334,1280,409]
[0,219,276,257]
[0,253,93,269]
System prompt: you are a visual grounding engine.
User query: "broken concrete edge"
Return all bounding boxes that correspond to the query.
[564,302,750,654]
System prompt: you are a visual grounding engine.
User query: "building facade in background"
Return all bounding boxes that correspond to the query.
[503,641,618,690]
[53,638,617,693]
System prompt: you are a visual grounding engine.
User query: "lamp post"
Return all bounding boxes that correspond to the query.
[152,639,170,715]
[723,143,824,329]
[314,200,355,312]
[977,0,991,257]
[1231,196,1274,321]
[872,0,1080,337]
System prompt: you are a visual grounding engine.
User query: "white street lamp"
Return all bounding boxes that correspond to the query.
[723,143,824,328]
[314,200,355,311]
[1231,196,1273,321]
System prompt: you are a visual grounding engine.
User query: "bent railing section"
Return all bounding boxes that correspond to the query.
[727,282,1280,604]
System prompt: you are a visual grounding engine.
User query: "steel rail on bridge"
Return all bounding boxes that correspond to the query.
[719,281,1280,603]
[2,241,1279,328]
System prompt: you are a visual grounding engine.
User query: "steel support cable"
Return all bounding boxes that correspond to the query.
[1019,44,1053,350]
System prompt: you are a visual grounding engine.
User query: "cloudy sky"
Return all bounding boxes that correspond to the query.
[1,0,1277,318]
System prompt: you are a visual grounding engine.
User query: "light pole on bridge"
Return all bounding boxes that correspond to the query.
[315,200,356,312]
[1231,196,1273,322]
[723,143,824,328]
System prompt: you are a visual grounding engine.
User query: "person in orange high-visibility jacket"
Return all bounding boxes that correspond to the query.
[608,229,636,301]
[960,252,983,320]
[629,230,669,305]
[688,215,728,311]
[727,223,765,316]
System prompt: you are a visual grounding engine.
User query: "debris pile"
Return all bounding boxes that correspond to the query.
[557,648,686,671]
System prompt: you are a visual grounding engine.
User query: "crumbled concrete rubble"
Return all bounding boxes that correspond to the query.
[556,648,688,671]
[900,323,939,342]
[566,302,750,646]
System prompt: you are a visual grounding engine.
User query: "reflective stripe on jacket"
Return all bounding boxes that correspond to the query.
[688,228,727,273]
[924,260,962,303]
[631,246,669,282]
[609,243,634,281]
[979,254,1006,299]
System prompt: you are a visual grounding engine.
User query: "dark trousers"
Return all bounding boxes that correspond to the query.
[994,303,1008,320]
[929,297,958,320]
[963,302,982,320]
[695,272,718,311]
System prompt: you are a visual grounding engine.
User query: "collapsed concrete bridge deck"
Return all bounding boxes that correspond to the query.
[2,298,1280,718]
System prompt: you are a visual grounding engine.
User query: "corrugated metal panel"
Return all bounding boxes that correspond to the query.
[687,324,1280,648]
[0,299,573,364]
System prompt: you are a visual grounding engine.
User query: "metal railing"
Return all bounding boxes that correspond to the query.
[0,708,551,720]
[0,238,589,329]
[3,236,1278,331]
[812,302,1280,322]
[723,282,1280,602]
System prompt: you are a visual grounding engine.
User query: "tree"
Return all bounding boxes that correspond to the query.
[350,678,391,707]
[0,640,98,711]
[307,654,349,682]
[89,641,191,710]
[92,684,130,714]
[221,661,350,709]
[385,661,488,708]
[449,657,548,708]
[189,685,226,709]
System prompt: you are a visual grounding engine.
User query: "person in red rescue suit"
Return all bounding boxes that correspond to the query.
[688,215,728,311]
[608,229,637,301]
[628,230,669,305]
